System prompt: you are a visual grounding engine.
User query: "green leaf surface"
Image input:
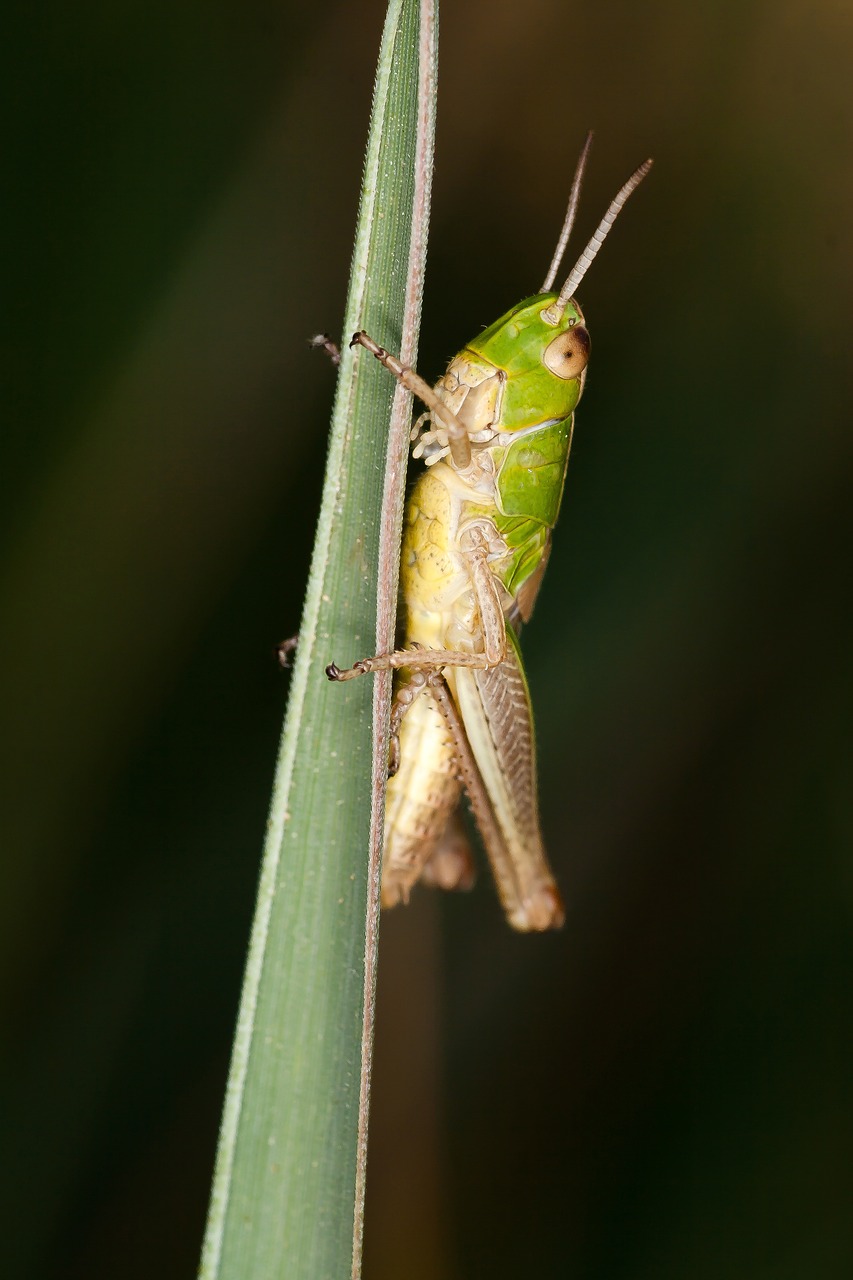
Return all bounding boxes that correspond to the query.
[199,2,437,1276]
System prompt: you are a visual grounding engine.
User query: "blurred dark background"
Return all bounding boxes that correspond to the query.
[3,0,852,1276]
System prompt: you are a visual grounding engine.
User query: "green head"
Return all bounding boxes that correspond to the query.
[468,294,590,429]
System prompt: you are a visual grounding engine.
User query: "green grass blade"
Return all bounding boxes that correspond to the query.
[198,2,437,1277]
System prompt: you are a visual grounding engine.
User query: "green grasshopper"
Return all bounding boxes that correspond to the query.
[327,137,652,930]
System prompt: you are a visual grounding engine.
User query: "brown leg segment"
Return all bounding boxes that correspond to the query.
[387,667,430,779]
[423,672,529,926]
[382,667,563,928]
[428,672,564,931]
[350,330,473,470]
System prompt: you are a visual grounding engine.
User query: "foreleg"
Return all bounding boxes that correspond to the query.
[350,331,473,470]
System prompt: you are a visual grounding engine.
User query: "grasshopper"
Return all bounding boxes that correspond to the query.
[327,137,652,931]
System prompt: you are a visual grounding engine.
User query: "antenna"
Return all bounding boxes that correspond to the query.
[540,131,594,293]
[553,158,653,313]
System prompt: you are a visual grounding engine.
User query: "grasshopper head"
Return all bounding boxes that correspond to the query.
[467,295,590,429]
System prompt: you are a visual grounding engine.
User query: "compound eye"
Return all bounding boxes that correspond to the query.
[543,325,590,380]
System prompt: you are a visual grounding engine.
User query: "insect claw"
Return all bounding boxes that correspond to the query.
[276,635,299,668]
[349,331,365,348]
[308,334,341,365]
[326,658,371,680]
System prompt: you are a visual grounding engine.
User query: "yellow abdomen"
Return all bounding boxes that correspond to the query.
[383,466,472,901]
